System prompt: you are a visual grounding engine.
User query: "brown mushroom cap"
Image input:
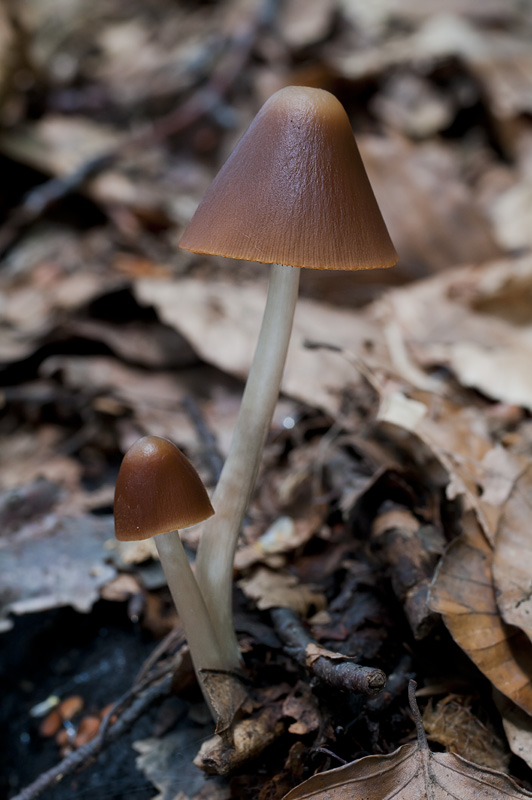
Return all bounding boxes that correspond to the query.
[114,436,214,541]
[179,86,397,271]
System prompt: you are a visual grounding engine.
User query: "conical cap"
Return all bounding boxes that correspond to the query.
[180,86,397,271]
[114,436,214,541]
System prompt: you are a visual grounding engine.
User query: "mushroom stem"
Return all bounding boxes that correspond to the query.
[155,529,232,713]
[195,262,300,668]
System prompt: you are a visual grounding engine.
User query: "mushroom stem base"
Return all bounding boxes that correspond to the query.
[155,529,231,718]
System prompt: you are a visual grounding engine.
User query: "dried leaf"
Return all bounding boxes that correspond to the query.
[238,567,326,616]
[374,255,532,412]
[494,689,532,771]
[0,116,171,220]
[279,0,336,48]
[282,682,321,736]
[200,671,248,735]
[282,683,531,799]
[134,277,383,418]
[377,389,525,544]
[429,513,532,714]
[0,514,116,631]
[235,517,307,571]
[360,136,501,274]
[493,464,532,642]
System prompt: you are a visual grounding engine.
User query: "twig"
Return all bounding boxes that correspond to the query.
[371,505,444,640]
[270,607,386,697]
[365,654,415,713]
[10,674,173,800]
[134,626,185,686]
[11,623,189,800]
[0,0,276,257]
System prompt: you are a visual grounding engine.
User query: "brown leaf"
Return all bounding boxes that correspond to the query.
[134,277,383,418]
[282,683,532,799]
[377,389,526,544]
[494,689,532,771]
[282,682,321,736]
[373,255,532,412]
[493,464,532,642]
[360,136,502,275]
[278,0,336,48]
[238,567,326,616]
[429,513,532,714]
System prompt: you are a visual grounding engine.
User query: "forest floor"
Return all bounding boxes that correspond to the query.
[2,1,532,798]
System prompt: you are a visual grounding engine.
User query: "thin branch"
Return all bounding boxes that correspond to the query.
[11,624,189,800]
[10,674,173,800]
[270,606,387,697]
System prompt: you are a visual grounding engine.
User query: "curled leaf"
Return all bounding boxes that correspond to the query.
[429,513,532,714]
[493,464,532,643]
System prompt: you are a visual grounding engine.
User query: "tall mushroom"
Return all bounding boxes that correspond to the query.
[179,86,397,670]
[114,435,232,714]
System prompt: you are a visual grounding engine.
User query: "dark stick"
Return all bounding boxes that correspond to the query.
[408,680,429,751]
[365,654,415,713]
[270,606,386,697]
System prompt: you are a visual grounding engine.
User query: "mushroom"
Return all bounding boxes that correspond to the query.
[179,86,397,669]
[114,435,231,712]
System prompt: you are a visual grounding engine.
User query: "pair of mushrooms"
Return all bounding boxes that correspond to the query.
[114,86,397,713]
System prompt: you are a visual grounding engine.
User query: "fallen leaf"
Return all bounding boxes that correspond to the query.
[99,573,142,602]
[238,567,326,616]
[360,135,502,275]
[374,255,532,412]
[279,0,336,48]
[200,671,248,735]
[494,689,532,771]
[134,277,384,418]
[377,389,524,544]
[493,464,532,642]
[428,513,532,714]
[0,514,116,631]
[282,682,321,736]
[282,682,532,799]
[235,516,308,571]
[0,116,172,222]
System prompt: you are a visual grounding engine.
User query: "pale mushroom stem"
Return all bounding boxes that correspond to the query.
[195,263,301,668]
[155,529,233,715]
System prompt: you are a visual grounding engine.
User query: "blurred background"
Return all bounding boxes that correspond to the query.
[1,0,532,798]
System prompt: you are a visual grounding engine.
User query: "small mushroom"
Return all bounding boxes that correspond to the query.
[114,435,230,713]
[180,86,397,669]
